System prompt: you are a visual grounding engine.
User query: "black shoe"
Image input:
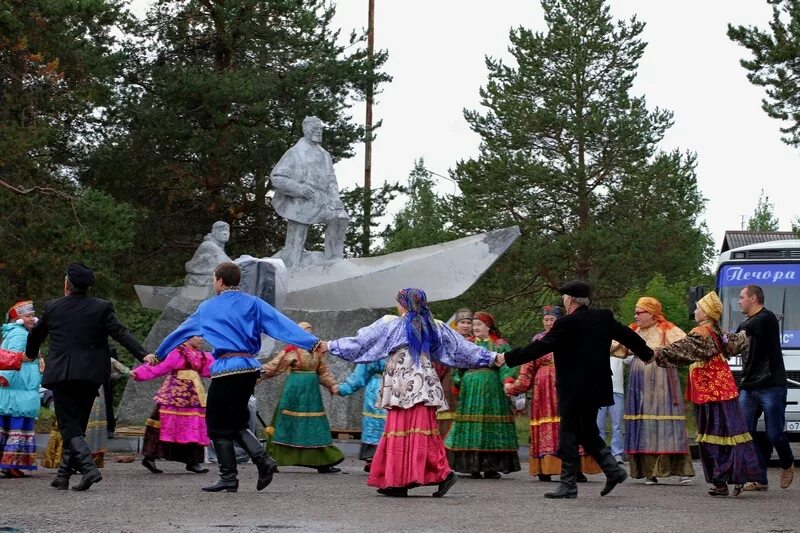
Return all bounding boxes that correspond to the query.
[377,487,408,497]
[67,436,102,492]
[470,472,483,479]
[545,484,578,499]
[142,457,163,474]
[50,477,69,490]
[107,431,115,439]
[234,430,278,491]
[72,468,102,492]
[433,472,457,497]
[201,479,239,492]
[601,470,628,496]
[186,463,209,474]
[317,466,341,474]
[538,474,552,482]
[483,471,502,480]
[576,472,588,483]
[364,462,371,473]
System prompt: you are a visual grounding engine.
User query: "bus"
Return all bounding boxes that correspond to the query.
[714,239,800,443]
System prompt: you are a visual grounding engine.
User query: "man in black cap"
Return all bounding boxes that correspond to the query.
[26,262,155,491]
[502,280,654,499]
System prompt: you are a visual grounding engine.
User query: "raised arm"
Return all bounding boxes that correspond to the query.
[329,317,398,363]
[131,349,184,381]
[105,303,146,362]
[437,325,495,368]
[156,312,205,359]
[504,362,535,395]
[611,320,654,362]
[505,320,566,368]
[257,300,318,351]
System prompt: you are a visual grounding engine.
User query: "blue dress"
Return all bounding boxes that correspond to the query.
[0,323,42,471]
[338,359,387,460]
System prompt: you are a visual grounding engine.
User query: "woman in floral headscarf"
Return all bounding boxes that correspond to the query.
[444,311,520,479]
[323,288,503,497]
[615,297,695,484]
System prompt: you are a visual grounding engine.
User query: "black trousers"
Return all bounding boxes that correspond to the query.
[557,403,606,462]
[104,376,116,433]
[206,372,259,440]
[52,380,101,441]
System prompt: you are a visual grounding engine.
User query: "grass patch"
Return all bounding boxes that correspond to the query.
[35,406,54,433]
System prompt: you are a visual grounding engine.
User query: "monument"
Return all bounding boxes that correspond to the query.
[270,116,349,268]
[120,116,521,433]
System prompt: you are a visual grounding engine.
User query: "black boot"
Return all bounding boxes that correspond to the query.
[186,462,209,474]
[545,459,578,499]
[234,429,277,491]
[597,447,628,496]
[69,437,102,492]
[432,472,457,497]
[50,448,75,490]
[202,439,239,492]
[142,457,163,474]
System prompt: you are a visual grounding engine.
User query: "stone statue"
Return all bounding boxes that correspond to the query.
[184,221,232,287]
[270,116,349,268]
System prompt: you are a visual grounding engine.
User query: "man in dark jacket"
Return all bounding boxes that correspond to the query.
[25,263,154,491]
[503,280,654,499]
[736,284,794,491]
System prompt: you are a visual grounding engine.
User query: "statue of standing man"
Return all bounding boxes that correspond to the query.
[270,116,349,268]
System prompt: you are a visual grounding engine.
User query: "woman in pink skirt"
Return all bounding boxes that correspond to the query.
[322,288,503,497]
[130,336,213,474]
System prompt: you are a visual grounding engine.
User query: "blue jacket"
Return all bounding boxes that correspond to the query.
[0,323,42,418]
[338,359,387,446]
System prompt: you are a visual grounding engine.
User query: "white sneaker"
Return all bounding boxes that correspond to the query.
[679,476,693,485]
[645,477,658,485]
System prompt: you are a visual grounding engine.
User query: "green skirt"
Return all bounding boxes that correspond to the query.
[444,368,519,452]
[269,371,343,468]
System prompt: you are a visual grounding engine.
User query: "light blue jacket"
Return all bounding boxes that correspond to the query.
[0,323,42,418]
[338,359,387,446]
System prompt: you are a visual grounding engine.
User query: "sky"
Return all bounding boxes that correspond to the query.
[130,1,800,251]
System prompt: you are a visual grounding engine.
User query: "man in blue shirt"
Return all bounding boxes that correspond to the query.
[157,262,320,492]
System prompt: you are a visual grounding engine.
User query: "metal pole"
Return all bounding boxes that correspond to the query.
[362,0,375,256]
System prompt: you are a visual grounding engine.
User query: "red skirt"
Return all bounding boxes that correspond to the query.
[368,403,451,489]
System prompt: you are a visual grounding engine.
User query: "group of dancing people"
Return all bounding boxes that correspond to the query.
[0,261,794,499]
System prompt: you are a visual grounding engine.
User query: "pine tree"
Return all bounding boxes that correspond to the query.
[729,1,800,147]
[451,0,711,312]
[747,190,780,231]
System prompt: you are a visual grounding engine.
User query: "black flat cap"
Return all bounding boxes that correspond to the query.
[66,262,96,290]
[558,280,591,298]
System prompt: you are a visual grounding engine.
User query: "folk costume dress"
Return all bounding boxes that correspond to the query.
[505,331,601,478]
[328,291,497,495]
[621,300,694,480]
[131,344,213,467]
[656,316,761,491]
[0,320,42,474]
[338,359,387,464]
[262,345,344,470]
[445,331,520,477]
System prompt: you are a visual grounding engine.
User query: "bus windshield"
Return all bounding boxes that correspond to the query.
[717,263,800,349]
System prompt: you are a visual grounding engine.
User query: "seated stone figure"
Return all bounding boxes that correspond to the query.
[270,116,349,267]
[184,221,232,287]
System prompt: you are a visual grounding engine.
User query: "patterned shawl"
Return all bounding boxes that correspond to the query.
[396,288,441,366]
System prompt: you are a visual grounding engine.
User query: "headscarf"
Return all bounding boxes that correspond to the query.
[396,288,441,366]
[632,296,677,333]
[7,301,34,322]
[473,311,503,340]
[542,305,562,318]
[697,291,723,322]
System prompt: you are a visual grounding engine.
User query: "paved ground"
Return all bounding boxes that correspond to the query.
[1,452,798,533]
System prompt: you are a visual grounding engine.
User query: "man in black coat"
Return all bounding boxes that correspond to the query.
[502,280,654,499]
[25,263,155,491]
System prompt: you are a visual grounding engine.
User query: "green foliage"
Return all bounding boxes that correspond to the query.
[381,159,459,254]
[448,0,712,344]
[340,182,406,257]
[747,189,780,231]
[84,0,391,287]
[729,1,800,147]
[618,273,694,332]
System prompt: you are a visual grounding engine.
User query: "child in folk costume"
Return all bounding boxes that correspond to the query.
[504,305,601,481]
[654,291,762,496]
[445,311,520,479]
[323,288,504,497]
[130,336,213,474]
[0,301,43,477]
[261,322,344,473]
[337,358,387,472]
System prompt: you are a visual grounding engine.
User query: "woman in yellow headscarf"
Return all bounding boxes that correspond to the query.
[614,297,695,485]
[654,292,761,496]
